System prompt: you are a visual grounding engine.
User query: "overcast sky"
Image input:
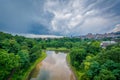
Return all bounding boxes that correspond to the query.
[0,0,120,36]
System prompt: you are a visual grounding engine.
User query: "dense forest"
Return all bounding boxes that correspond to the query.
[69,41,120,80]
[0,32,44,80]
[0,32,120,80]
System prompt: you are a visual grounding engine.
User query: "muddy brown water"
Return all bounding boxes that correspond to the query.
[29,51,76,80]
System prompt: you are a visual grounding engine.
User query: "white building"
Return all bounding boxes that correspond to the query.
[100,41,116,48]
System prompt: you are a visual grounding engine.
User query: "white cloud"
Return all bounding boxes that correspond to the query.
[12,33,63,38]
[112,24,120,32]
[44,0,120,35]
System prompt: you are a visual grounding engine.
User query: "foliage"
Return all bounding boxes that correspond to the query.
[70,48,86,69]
[0,31,119,80]
[0,32,43,79]
[0,49,20,80]
[69,40,120,80]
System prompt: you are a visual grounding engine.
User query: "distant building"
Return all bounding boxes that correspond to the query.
[86,33,94,39]
[100,41,116,48]
[78,31,120,40]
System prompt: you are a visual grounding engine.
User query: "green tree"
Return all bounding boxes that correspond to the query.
[64,42,72,49]
[8,39,20,54]
[70,48,86,69]
[0,49,20,80]
[95,69,116,80]
[17,50,30,68]
[30,44,42,62]
[86,41,101,54]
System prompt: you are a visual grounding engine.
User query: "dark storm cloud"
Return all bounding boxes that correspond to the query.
[0,0,51,34]
[0,0,120,36]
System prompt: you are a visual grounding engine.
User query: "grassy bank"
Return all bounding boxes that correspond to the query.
[23,51,46,80]
[12,51,47,80]
[66,53,84,80]
[46,47,69,52]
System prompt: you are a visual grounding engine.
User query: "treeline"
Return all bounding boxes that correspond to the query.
[0,32,43,80]
[35,37,92,49]
[37,37,120,80]
[0,32,87,79]
[0,32,119,80]
[69,41,120,80]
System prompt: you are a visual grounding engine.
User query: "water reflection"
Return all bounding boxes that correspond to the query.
[30,51,75,80]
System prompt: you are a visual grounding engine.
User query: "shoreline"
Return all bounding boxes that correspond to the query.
[66,53,78,80]
[46,47,70,52]
[21,51,46,80]
[20,50,76,80]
